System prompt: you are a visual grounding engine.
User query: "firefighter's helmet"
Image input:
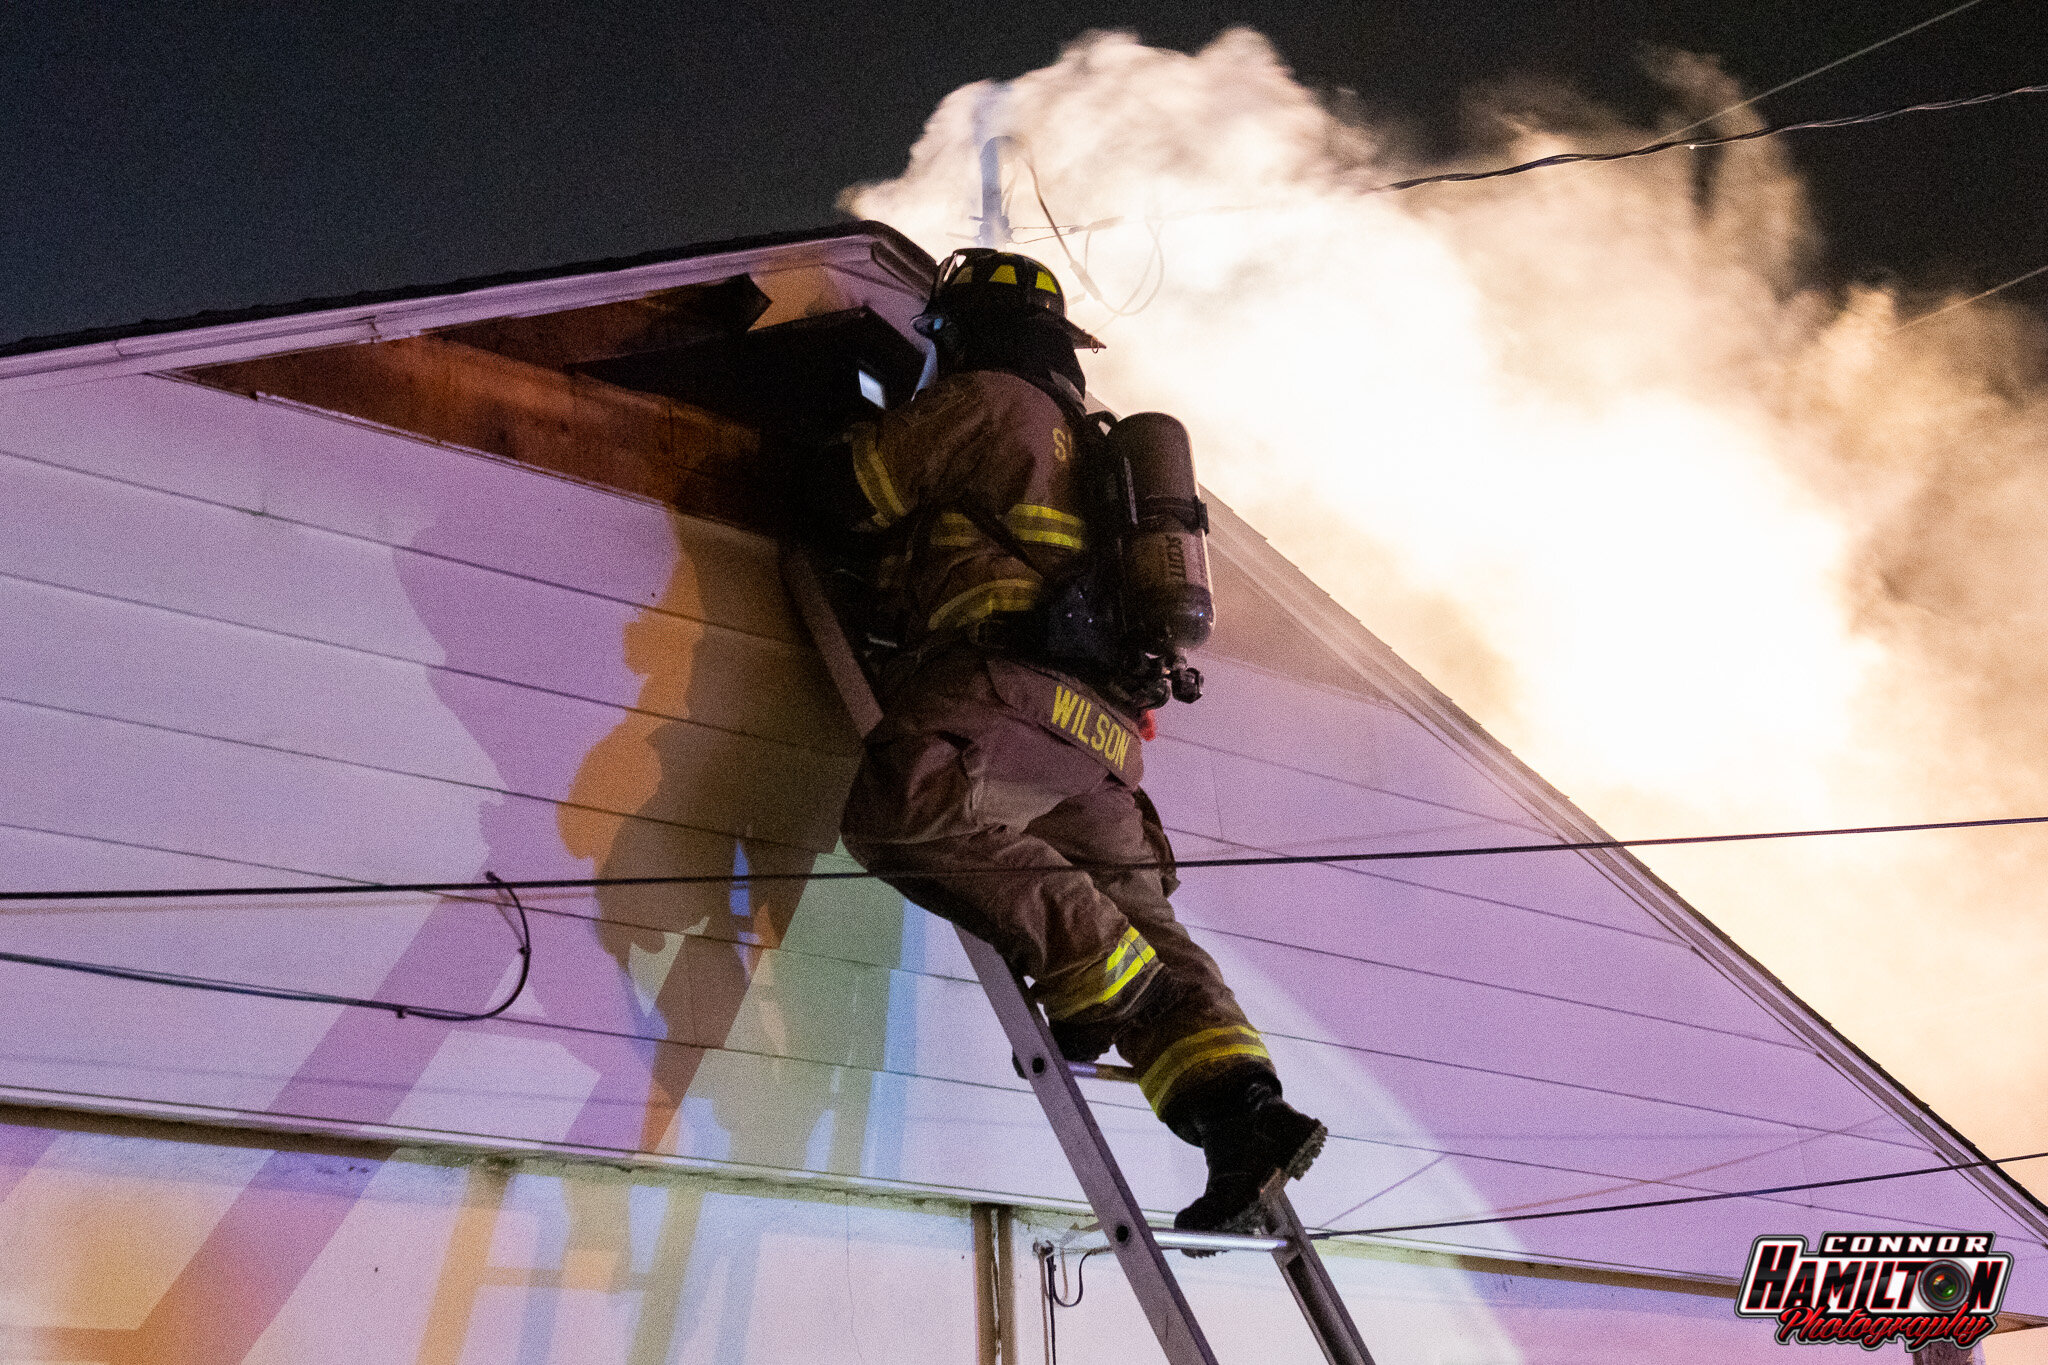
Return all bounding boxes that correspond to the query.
[915,249,1104,350]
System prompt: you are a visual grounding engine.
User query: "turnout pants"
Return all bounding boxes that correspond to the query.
[841,647,1274,1123]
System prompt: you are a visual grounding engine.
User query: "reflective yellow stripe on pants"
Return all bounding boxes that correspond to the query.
[1138,1024,1273,1114]
[1035,925,1158,1021]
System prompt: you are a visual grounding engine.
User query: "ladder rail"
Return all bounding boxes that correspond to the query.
[1266,1182,1377,1365]
[957,927,1224,1365]
[780,544,1376,1365]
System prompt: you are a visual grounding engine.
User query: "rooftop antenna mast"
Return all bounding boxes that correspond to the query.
[974,83,1013,249]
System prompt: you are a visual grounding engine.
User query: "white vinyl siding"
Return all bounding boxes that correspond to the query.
[0,365,2041,1361]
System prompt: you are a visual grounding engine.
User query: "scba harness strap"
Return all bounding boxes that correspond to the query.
[946,499,1122,664]
[844,365,1210,713]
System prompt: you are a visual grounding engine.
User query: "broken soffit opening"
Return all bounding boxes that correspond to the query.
[178,249,925,531]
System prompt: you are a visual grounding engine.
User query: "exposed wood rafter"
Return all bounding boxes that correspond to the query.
[188,335,765,526]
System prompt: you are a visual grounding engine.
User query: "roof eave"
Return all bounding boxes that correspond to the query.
[0,220,936,395]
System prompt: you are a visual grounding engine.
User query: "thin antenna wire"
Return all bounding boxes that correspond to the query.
[1019,145,1166,319]
[1663,0,1992,140]
[1314,1147,2048,1240]
[1893,261,2048,332]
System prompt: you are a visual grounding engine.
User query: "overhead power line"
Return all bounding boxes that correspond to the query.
[1314,1148,2048,1241]
[1007,68,2044,317]
[1007,76,2048,290]
[1010,77,2048,254]
[1363,79,2048,195]
[5,812,2048,902]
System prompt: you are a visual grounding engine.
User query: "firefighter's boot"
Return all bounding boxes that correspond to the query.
[1167,1069,1325,1254]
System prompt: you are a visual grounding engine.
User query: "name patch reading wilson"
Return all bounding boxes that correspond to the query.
[1050,685,1136,775]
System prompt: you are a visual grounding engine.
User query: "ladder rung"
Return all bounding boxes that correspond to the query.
[1061,1224,1291,1255]
[1068,1060,1140,1083]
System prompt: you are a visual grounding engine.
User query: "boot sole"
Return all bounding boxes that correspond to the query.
[1178,1120,1328,1255]
[1283,1120,1327,1181]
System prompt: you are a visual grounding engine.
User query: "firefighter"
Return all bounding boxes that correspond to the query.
[831,248,1324,1239]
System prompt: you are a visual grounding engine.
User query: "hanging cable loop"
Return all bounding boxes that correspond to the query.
[1036,1240,1101,1363]
[0,872,532,1020]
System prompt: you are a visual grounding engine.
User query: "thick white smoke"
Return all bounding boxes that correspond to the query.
[845,30,2048,1202]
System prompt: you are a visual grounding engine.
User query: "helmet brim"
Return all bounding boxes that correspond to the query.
[1062,317,1107,351]
[916,306,1104,351]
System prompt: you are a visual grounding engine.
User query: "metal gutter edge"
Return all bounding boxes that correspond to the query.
[0,1080,1071,1210]
[2,1089,1861,1311]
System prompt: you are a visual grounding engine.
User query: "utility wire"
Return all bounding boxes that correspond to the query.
[1661,0,1994,141]
[1038,1242,1100,1365]
[17,810,2038,1026]
[1016,76,2048,247]
[7,812,2048,901]
[0,873,532,1020]
[1313,1148,2048,1240]
[23,878,2021,1245]
[1361,80,2048,195]
[1000,74,2048,309]
[266,985,1945,1227]
[10,860,2040,1238]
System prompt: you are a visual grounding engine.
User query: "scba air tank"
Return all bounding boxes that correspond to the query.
[1105,412,1214,663]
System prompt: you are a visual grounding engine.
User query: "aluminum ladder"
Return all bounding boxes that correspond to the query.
[781,546,1375,1365]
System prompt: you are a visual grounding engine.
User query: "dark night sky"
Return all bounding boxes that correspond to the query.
[4,0,2044,347]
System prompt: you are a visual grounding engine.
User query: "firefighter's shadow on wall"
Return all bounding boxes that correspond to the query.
[532,512,891,1363]
[550,519,885,1169]
[395,508,896,1364]
[118,499,897,1365]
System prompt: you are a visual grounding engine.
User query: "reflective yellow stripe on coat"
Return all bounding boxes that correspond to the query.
[929,505,1087,552]
[1006,504,1086,549]
[927,578,1041,630]
[850,425,907,525]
